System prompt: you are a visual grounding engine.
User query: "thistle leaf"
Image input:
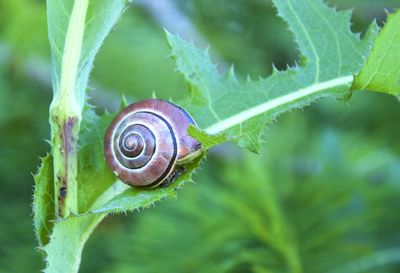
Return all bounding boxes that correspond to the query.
[168,0,378,152]
[33,154,55,247]
[354,10,400,96]
[64,0,381,218]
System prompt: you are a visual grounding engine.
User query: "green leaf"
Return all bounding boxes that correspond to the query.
[90,172,193,215]
[76,108,117,213]
[188,125,228,151]
[33,154,55,247]
[52,0,381,219]
[168,0,377,152]
[354,10,400,96]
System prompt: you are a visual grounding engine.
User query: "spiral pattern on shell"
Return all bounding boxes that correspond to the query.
[104,99,201,187]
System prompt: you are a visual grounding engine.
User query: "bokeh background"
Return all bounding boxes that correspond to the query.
[1,0,400,272]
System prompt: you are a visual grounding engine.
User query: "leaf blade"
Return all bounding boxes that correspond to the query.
[168,0,376,152]
[354,10,400,96]
[33,154,55,247]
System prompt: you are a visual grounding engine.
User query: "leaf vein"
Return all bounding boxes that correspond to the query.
[308,0,342,76]
[286,0,320,83]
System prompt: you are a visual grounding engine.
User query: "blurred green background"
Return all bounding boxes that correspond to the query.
[0,0,400,272]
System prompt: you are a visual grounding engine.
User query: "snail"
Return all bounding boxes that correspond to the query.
[104,99,202,187]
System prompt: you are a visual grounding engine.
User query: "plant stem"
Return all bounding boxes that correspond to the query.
[49,0,89,218]
[44,215,106,273]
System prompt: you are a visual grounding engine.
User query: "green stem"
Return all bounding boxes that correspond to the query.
[44,215,106,273]
[49,0,89,218]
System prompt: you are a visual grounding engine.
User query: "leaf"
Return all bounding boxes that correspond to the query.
[168,0,378,152]
[188,125,228,150]
[76,108,117,213]
[49,0,381,219]
[90,171,193,215]
[353,10,400,97]
[33,154,55,247]
[81,0,378,217]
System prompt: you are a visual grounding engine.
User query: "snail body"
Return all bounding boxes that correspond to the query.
[104,99,202,187]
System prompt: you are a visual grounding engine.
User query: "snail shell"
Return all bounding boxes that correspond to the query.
[104,99,201,187]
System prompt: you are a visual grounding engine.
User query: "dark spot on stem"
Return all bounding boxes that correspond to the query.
[63,117,78,154]
[59,187,67,199]
[57,117,79,217]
